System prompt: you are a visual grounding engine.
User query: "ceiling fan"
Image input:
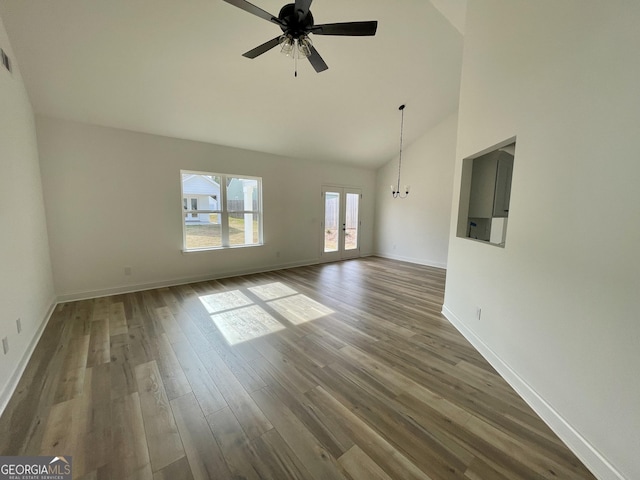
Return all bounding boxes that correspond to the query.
[222,0,378,73]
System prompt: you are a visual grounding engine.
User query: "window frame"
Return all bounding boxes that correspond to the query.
[180,170,263,252]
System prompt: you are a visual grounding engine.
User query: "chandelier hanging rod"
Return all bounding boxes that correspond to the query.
[391,104,410,198]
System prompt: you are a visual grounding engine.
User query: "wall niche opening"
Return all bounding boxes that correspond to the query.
[457,139,515,247]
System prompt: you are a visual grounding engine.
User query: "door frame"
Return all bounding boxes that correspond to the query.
[320,185,362,262]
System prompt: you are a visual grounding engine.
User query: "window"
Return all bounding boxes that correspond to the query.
[181,170,262,251]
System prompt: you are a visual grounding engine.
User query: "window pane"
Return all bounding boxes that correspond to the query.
[229,213,259,246]
[227,177,258,212]
[345,193,359,250]
[184,214,222,249]
[182,174,221,208]
[324,192,339,253]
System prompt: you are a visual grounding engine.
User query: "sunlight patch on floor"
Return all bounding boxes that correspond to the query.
[199,290,252,314]
[199,282,334,345]
[210,305,285,345]
[248,282,297,301]
[268,294,334,325]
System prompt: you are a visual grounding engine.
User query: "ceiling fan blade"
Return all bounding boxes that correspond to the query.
[307,45,328,73]
[311,21,378,36]
[242,36,282,59]
[222,0,284,27]
[294,0,313,21]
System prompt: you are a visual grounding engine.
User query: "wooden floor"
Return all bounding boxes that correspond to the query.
[0,257,596,480]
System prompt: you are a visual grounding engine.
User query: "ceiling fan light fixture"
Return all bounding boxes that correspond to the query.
[280,35,312,59]
[298,36,313,58]
[279,35,294,55]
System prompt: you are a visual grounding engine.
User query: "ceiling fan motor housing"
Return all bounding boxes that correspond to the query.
[278,3,314,38]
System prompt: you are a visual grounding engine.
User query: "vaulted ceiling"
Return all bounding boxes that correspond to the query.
[0,0,465,168]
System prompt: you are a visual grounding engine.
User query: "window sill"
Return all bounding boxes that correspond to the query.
[182,243,264,254]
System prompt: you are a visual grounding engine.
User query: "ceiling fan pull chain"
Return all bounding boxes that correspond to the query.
[295,55,298,77]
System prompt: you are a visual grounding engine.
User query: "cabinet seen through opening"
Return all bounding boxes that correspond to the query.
[457,140,515,246]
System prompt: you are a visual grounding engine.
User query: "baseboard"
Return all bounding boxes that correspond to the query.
[56,258,323,303]
[0,296,57,417]
[441,305,625,480]
[374,251,447,269]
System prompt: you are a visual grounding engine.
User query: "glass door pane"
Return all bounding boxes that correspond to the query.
[324,192,340,253]
[344,193,359,251]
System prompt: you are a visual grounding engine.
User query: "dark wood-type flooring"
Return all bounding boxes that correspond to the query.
[0,257,596,479]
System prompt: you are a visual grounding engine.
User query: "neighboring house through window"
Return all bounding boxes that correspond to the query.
[181,170,262,250]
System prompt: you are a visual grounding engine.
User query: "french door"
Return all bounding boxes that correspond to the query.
[321,186,361,261]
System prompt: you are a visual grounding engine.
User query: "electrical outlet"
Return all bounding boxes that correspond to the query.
[476,307,482,320]
[16,318,22,334]
[124,266,132,276]
[2,337,8,355]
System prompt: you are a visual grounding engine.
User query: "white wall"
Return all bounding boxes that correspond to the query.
[36,117,376,299]
[0,16,55,411]
[375,113,458,268]
[443,1,640,479]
